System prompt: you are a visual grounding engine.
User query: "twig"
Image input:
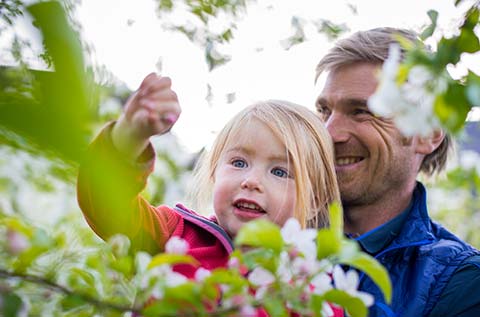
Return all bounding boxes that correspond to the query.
[0,267,139,314]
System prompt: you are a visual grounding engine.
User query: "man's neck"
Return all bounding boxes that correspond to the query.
[343,183,416,236]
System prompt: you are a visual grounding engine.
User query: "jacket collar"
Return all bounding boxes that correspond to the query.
[356,182,435,255]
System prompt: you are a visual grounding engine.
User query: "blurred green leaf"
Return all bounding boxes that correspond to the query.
[316,229,341,259]
[1,292,23,317]
[458,28,480,53]
[0,1,94,164]
[324,289,368,317]
[466,71,480,106]
[61,294,86,311]
[264,297,289,317]
[339,252,392,303]
[235,219,284,252]
[148,253,199,268]
[434,82,470,133]
[242,248,279,272]
[420,10,438,40]
[143,282,205,317]
[329,202,343,239]
[69,267,95,288]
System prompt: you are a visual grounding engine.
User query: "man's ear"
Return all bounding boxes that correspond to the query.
[415,129,445,155]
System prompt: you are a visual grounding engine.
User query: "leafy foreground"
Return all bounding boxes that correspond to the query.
[0,203,391,317]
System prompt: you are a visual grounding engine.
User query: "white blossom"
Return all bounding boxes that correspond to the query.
[135,251,152,274]
[239,305,257,317]
[255,285,269,300]
[248,267,275,286]
[140,264,188,295]
[333,266,374,307]
[368,44,446,137]
[276,251,293,282]
[281,218,317,260]
[108,234,131,258]
[194,267,211,282]
[310,272,333,295]
[322,302,335,317]
[165,236,189,254]
[292,256,320,277]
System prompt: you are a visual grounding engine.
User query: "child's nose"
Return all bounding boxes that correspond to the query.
[240,173,263,192]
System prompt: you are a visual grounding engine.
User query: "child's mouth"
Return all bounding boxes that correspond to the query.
[233,200,266,219]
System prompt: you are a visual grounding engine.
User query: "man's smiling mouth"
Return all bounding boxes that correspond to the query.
[335,157,363,166]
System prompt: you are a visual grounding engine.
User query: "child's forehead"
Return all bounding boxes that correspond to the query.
[222,122,293,159]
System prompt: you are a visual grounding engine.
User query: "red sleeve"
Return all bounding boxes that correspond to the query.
[77,122,180,254]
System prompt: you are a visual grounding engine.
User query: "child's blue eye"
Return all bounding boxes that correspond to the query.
[271,168,288,178]
[232,159,247,168]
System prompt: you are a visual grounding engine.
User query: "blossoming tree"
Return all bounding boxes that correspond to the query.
[0,0,479,316]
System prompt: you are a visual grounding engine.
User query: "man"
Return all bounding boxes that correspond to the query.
[315,27,480,317]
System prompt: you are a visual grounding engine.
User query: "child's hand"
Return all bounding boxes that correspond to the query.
[124,73,181,138]
[112,73,181,160]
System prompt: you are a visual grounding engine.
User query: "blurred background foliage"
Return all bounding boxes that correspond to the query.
[0,0,479,315]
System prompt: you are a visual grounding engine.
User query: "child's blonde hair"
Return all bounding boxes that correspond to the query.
[188,100,340,229]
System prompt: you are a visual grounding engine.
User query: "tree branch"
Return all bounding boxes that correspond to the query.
[0,267,139,314]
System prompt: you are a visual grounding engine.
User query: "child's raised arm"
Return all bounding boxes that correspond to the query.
[112,73,181,160]
[77,73,183,254]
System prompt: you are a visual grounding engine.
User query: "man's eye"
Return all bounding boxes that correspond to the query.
[353,108,372,116]
[232,159,247,168]
[271,168,289,178]
[316,106,331,119]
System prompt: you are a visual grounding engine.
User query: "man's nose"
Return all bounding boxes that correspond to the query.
[325,111,351,143]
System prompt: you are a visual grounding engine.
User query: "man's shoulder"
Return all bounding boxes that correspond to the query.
[461,254,480,269]
[428,255,480,317]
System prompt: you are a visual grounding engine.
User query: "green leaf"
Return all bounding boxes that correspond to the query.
[264,297,289,317]
[142,301,178,317]
[466,72,480,106]
[328,202,343,239]
[323,289,368,317]
[60,294,86,311]
[235,219,284,252]
[339,252,392,303]
[457,28,480,54]
[111,256,134,276]
[148,253,199,269]
[242,248,279,272]
[206,268,247,291]
[0,1,95,163]
[69,267,95,287]
[420,10,438,40]
[142,283,205,316]
[435,38,462,66]
[316,229,341,259]
[2,293,23,317]
[434,82,470,133]
[159,0,174,10]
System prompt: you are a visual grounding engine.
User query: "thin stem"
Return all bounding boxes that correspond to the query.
[0,267,139,315]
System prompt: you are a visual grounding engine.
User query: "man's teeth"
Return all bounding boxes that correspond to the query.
[237,202,263,211]
[336,157,361,166]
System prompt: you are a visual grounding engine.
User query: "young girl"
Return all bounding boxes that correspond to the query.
[77,72,340,286]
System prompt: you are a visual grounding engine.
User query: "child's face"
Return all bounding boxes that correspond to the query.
[213,118,296,237]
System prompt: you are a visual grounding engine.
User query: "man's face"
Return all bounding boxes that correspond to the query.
[316,63,421,207]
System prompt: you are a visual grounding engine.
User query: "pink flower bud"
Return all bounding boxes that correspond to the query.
[6,229,29,255]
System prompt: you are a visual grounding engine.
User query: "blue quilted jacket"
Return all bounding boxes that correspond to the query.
[358,183,479,317]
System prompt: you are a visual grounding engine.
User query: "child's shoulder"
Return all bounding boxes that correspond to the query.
[173,203,216,222]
